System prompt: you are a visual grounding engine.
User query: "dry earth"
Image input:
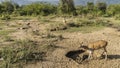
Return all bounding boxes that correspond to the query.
[3,19,120,68]
[24,27,120,68]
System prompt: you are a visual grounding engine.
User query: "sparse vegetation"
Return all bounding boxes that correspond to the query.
[1,14,11,20]
[0,39,57,68]
[48,23,68,31]
[3,36,14,42]
[0,0,120,68]
[0,30,15,36]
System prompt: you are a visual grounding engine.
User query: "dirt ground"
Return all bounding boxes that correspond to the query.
[2,18,120,68]
[23,27,120,68]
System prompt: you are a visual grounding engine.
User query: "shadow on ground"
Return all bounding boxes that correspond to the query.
[65,49,120,64]
[65,50,88,64]
[103,55,120,59]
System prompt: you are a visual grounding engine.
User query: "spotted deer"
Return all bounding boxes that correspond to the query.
[80,40,108,60]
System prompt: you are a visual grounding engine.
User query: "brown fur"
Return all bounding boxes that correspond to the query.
[80,40,108,60]
[88,40,108,50]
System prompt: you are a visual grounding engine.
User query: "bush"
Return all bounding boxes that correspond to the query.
[87,2,94,10]
[1,14,11,20]
[49,23,67,31]
[0,1,14,13]
[76,6,88,15]
[0,39,46,66]
[96,2,107,12]
[21,2,57,16]
[115,15,120,20]
[12,10,20,17]
[59,0,76,15]
[106,4,120,16]
[13,40,46,62]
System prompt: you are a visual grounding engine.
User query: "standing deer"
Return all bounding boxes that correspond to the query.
[79,40,108,60]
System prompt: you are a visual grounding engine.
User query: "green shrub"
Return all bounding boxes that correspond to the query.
[59,0,77,15]
[87,2,94,10]
[1,14,11,20]
[0,39,46,67]
[0,1,14,13]
[1,47,17,63]
[106,4,120,16]
[115,15,120,20]
[12,11,20,17]
[76,6,88,15]
[14,40,46,61]
[21,2,57,16]
[79,19,108,27]
[96,2,107,13]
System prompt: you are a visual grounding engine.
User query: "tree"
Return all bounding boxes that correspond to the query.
[107,4,120,16]
[21,2,57,16]
[59,0,76,15]
[96,2,107,12]
[1,1,14,13]
[0,4,4,13]
[87,2,94,10]
[12,2,19,11]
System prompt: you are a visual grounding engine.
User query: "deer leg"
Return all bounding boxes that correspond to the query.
[104,48,107,60]
[88,50,93,60]
[102,47,107,60]
[88,53,91,59]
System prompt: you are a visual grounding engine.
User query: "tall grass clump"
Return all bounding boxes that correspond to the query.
[0,36,60,68]
[0,39,46,68]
